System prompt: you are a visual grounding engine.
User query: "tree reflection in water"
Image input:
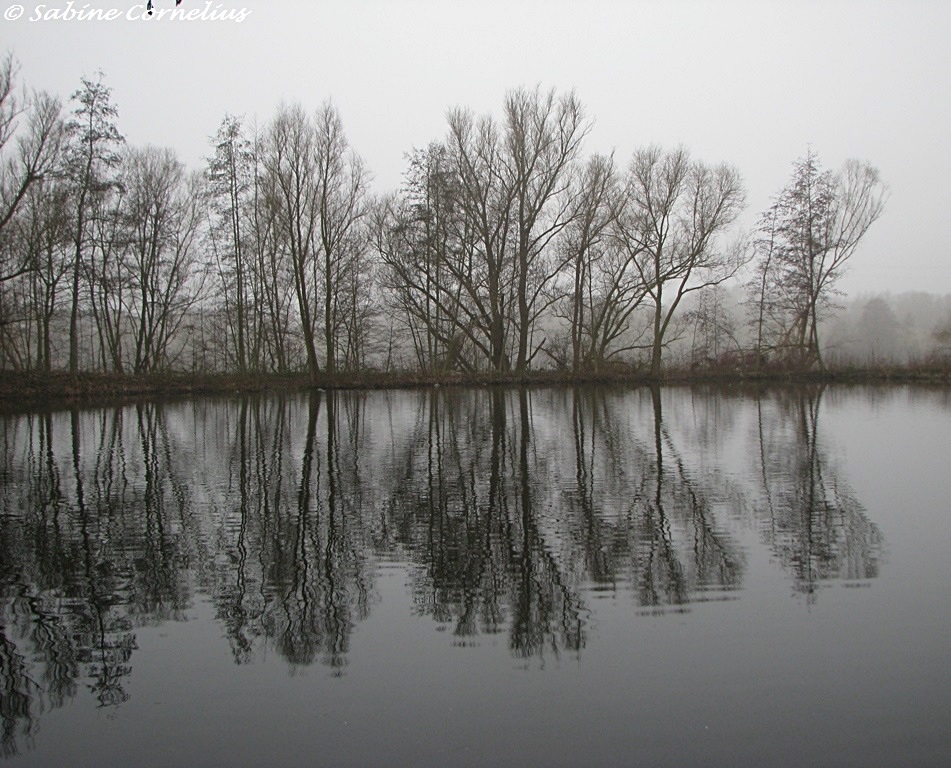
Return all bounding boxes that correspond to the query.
[386,389,585,657]
[0,385,885,755]
[752,385,882,599]
[209,392,377,672]
[0,404,198,756]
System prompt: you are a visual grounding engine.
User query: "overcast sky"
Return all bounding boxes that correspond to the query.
[5,0,949,297]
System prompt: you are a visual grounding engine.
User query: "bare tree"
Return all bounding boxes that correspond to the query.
[503,87,589,371]
[551,152,654,372]
[445,106,514,372]
[207,114,253,372]
[20,180,72,369]
[87,180,128,371]
[614,146,747,376]
[685,284,741,366]
[258,103,370,379]
[375,144,476,372]
[261,103,322,379]
[63,72,124,372]
[439,87,589,373]
[312,102,370,376]
[0,55,65,255]
[118,146,205,373]
[746,204,782,366]
[748,150,887,369]
[0,57,65,369]
[245,120,295,372]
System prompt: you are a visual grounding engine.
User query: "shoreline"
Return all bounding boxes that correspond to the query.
[1,365,949,411]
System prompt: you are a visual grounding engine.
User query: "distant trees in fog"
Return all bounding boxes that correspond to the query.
[0,53,932,377]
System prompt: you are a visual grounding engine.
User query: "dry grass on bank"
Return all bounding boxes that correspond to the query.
[1,361,949,411]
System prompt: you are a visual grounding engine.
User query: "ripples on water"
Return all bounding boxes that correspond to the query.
[1,385,948,766]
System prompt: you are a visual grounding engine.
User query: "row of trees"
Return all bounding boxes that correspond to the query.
[0,55,888,376]
[1,59,203,373]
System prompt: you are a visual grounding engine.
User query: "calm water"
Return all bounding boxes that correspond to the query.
[1,385,950,767]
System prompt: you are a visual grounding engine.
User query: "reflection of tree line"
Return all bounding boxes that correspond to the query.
[0,386,883,754]
[0,405,199,757]
[203,393,378,672]
[386,390,586,657]
[385,386,746,657]
[753,385,882,599]
[542,387,745,612]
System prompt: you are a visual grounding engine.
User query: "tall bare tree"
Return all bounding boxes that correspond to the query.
[312,102,370,376]
[259,102,369,379]
[119,146,204,373]
[614,146,747,376]
[551,152,653,372]
[441,87,589,373]
[63,72,124,372]
[444,107,513,371]
[261,103,321,379]
[748,150,887,369]
[0,56,65,368]
[19,180,71,369]
[0,55,64,253]
[375,144,475,372]
[86,179,128,371]
[503,87,589,371]
[241,120,295,373]
[249,124,297,373]
[207,114,253,372]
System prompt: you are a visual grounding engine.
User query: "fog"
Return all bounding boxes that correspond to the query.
[669,289,951,367]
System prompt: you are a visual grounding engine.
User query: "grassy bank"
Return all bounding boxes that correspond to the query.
[1,363,949,410]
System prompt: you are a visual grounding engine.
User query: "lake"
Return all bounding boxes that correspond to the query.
[1,384,950,767]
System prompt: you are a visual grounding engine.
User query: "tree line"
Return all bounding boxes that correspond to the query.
[0,54,889,378]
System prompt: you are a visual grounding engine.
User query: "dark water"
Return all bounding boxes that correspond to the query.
[1,385,949,767]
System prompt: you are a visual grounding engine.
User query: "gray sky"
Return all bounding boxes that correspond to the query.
[5,0,949,296]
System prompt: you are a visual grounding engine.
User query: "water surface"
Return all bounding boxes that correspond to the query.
[2,385,949,766]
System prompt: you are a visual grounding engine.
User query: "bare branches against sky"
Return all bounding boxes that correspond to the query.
[3,0,949,295]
